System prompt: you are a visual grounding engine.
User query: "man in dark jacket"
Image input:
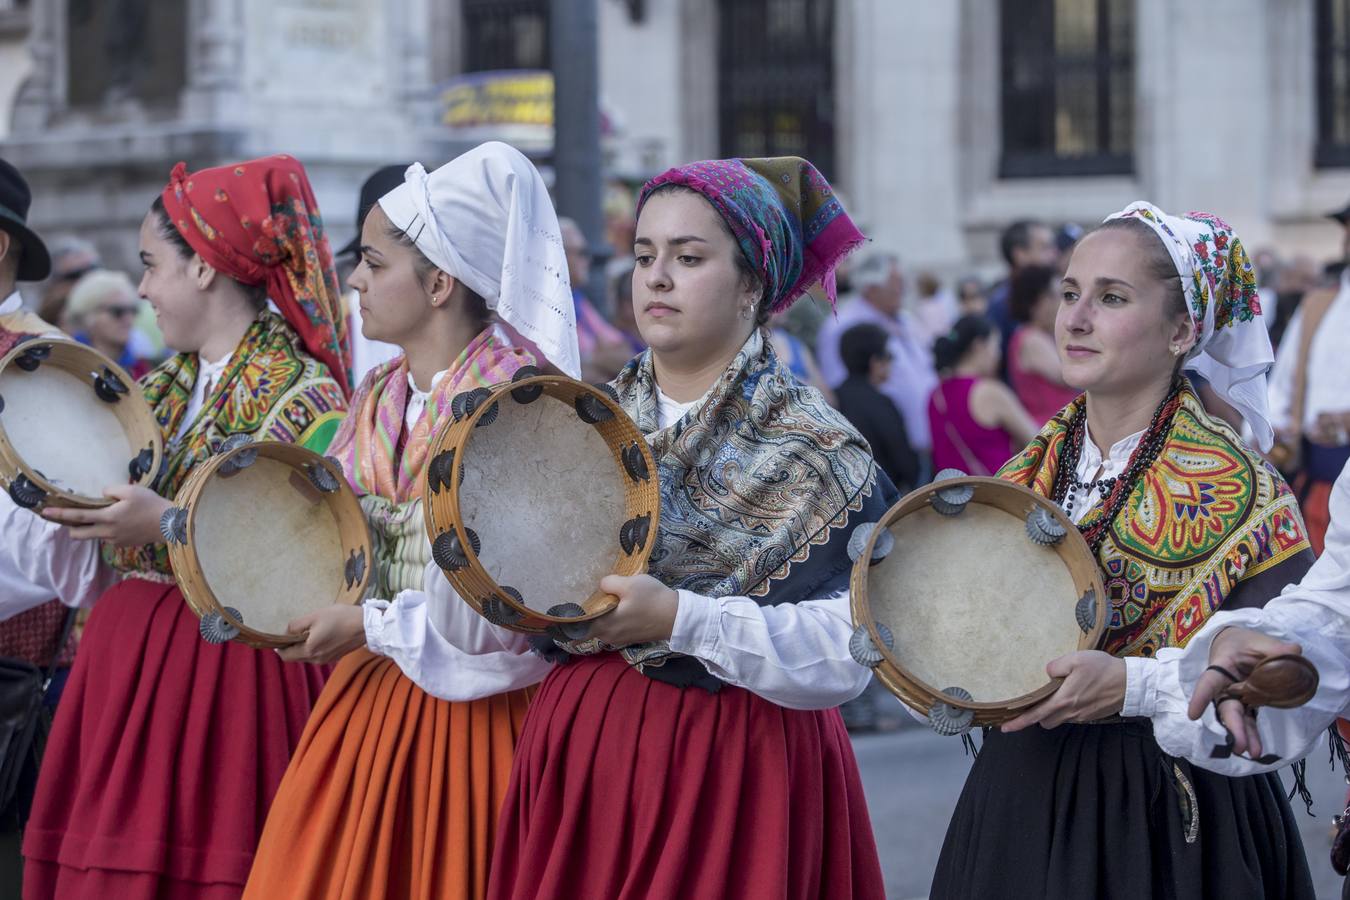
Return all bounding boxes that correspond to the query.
[834,323,919,493]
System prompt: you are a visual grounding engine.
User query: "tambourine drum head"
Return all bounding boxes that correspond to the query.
[0,365,134,498]
[459,393,628,613]
[192,457,344,636]
[870,503,1083,703]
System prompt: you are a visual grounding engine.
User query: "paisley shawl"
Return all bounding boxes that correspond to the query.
[608,329,897,688]
[1000,384,1311,657]
[104,310,347,578]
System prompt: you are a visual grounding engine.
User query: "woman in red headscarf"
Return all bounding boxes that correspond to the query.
[12,155,351,900]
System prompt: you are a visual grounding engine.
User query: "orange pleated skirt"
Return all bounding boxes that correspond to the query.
[242,649,533,900]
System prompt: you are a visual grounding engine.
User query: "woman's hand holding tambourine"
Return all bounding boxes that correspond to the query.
[588,574,679,648]
[41,484,171,546]
[275,604,366,665]
[1000,650,1127,733]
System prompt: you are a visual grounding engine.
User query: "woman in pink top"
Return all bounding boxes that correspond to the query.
[928,315,1038,475]
[1008,264,1080,424]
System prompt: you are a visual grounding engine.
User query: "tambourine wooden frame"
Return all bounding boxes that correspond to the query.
[0,337,162,509]
[850,475,1107,726]
[167,441,371,649]
[422,374,660,635]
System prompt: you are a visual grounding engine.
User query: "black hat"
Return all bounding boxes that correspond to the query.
[1331,199,1350,226]
[338,163,412,258]
[0,158,51,281]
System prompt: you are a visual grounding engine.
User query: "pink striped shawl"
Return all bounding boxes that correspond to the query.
[329,327,534,503]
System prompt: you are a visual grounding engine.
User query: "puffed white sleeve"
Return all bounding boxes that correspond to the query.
[1130,464,1350,774]
[1126,604,1350,775]
[363,560,553,701]
[0,494,118,618]
[667,588,871,710]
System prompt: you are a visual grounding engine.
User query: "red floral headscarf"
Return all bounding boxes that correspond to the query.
[159,154,353,395]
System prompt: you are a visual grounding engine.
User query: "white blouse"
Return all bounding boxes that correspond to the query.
[177,350,233,439]
[0,493,117,619]
[361,382,871,709]
[1064,427,1143,525]
[404,368,447,434]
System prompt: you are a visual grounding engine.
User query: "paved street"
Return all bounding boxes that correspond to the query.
[854,711,1348,899]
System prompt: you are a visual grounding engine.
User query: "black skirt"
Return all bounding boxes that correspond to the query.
[930,719,1315,900]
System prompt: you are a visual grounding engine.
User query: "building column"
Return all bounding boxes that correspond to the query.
[840,0,966,269]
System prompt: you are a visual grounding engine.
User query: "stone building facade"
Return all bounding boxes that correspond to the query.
[0,0,1347,278]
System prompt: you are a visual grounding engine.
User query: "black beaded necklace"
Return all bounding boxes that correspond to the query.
[1050,378,1185,555]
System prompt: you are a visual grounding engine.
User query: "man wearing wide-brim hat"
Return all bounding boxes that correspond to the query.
[0,158,67,892]
[0,158,59,336]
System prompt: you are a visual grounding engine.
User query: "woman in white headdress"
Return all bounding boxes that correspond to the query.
[244,142,576,900]
[929,203,1317,898]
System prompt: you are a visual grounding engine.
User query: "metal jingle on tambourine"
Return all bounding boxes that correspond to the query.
[474,401,500,428]
[621,441,650,483]
[847,521,895,566]
[574,392,615,425]
[482,588,526,628]
[344,547,367,590]
[431,526,480,572]
[13,343,50,372]
[509,366,544,404]
[305,461,341,494]
[848,621,894,668]
[6,473,46,509]
[92,366,129,404]
[217,434,258,474]
[451,387,492,423]
[1075,589,1098,634]
[545,603,590,642]
[159,505,188,545]
[432,449,464,493]
[929,686,976,736]
[128,445,155,482]
[594,383,621,404]
[619,513,651,555]
[931,482,975,517]
[199,606,244,644]
[1025,506,1067,546]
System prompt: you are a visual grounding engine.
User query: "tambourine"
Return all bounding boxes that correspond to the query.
[422,368,660,639]
[0,337,161,509]
[848,470,1107,732]
[163,436,372,649]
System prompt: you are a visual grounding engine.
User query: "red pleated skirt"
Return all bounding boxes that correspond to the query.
[22,577,329,899]
[487,653,884,900]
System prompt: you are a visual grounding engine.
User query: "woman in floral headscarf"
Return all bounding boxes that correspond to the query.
[929,203,1317,899]
[10,155,350,900]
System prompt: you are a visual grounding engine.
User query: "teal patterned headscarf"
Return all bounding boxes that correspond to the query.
[637,157,864,313]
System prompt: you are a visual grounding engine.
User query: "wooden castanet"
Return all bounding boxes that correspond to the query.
[848,471,1107,731]
[163,437,372,649]
[0,337,161,509]
[422,368,660,638]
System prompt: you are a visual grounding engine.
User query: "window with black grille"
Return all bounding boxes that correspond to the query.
[463,0,550,72]
[1317,0,1350,168]
[718,0,837,178]
[999,0,1134,178]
